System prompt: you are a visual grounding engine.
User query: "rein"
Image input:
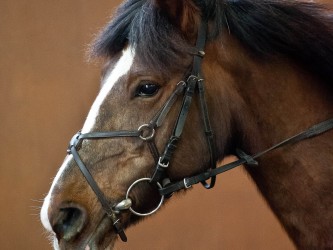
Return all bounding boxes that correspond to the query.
[66,19,333,242]
[159,118,333,195]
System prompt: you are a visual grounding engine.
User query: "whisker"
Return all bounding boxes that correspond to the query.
[31,198,45,203]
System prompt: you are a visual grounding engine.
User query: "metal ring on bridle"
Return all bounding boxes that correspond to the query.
[138,124,155,141]
[125,177,164,217]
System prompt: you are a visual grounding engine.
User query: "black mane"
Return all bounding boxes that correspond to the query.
[91,0,193,73]
[92,0,333,82]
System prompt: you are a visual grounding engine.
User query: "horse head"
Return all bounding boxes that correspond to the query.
[40,1,243,248]
[41,0,333,249]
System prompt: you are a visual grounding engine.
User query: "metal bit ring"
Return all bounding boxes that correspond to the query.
[138,124,155,141]
[125,178,164,217]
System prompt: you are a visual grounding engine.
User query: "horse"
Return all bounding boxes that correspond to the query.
[40,0,333,249]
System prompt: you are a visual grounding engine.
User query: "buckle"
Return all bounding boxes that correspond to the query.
[138,124,155,141]
[236,149,258,166]
[197,50,205,57]
[158,157,169,168]
[67,131,82,153]
[183,178,192,189]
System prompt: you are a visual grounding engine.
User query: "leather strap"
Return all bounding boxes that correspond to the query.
[150,80,197,183]
[68,132,128,242]
[197,78,217,189]
[150,20,218,187]
[150,82,186,128]
[159,118,333,196]
[79,131,140,140]
[192,20,207,77]
[147,140,160,163]
[253,118,333,158]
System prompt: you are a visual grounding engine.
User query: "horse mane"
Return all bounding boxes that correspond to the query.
[91,0,193,73]
[91,0,333,82]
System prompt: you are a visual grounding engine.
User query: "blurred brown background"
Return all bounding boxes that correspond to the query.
[6,0,333,249]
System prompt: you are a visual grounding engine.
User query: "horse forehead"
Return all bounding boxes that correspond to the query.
[81,47,135,133]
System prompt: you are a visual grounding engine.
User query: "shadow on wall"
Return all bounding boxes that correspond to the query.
[0,0,310,249]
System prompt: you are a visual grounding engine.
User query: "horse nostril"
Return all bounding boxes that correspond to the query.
[51,204,87,242]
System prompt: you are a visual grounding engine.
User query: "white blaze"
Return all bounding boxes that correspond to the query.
[82,47,135,133]
[40,47,135,238]
[40,155,73,232]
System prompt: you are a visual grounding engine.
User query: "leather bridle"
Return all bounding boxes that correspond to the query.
[67,19,333,242]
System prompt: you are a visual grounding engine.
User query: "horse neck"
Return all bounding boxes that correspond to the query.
[210,35,333,249]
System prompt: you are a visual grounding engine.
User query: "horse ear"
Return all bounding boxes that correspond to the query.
[154,0,199,36]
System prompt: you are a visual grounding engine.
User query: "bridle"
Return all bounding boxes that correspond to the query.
[67,19,333,242]
[67,20,213,241]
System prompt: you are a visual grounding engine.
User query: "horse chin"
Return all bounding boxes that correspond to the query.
[85,215,118,250]
[51,214,118,250]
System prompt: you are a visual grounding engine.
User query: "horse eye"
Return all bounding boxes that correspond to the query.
[135,82,160,97]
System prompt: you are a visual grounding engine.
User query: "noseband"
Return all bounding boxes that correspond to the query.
[67,19,333,242]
